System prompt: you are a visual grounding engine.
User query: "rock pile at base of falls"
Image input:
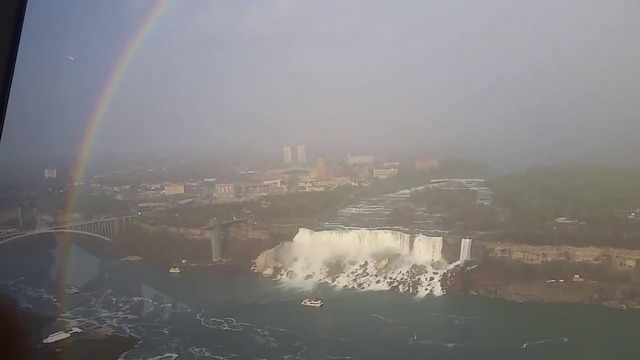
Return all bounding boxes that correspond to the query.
[375,258,389,270]
[252,247,283,277]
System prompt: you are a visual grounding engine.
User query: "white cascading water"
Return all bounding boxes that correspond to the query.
[459,238,472,263]
[255,228,448,296]
[413,234,443,263]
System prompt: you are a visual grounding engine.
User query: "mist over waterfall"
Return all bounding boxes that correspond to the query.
[254,228,451,296]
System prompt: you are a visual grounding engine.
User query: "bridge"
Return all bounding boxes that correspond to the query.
[0,215,138,243]
[1,215,250,264]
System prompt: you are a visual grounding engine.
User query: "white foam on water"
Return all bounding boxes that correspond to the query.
[3,278,290,360]
[145,354,178,360]
[371,314,392,322]
[522,337,569,348]
[409,334,470,348]
[257,228,452,296]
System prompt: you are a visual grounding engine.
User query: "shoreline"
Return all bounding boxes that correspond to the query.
[441,263,640,311]
[114,220,640,312]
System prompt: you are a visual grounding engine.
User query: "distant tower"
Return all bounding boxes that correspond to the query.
[209,218,223,262]
[296,145,306,164]
[283,146,292,165]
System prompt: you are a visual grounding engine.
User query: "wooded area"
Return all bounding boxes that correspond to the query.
[486,165,640,249]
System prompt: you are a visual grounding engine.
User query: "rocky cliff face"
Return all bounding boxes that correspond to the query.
[136,222,210,240]
[136,222,297,243]
[226,224,298,242]
[478,242,640,270]
[134,223,296,265]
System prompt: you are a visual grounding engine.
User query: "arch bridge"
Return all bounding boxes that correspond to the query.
[0,216,137,243]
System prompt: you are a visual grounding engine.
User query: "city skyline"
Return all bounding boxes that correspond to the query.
[0,3,639,355]
[282,144,308,165]
[1,1,640,170]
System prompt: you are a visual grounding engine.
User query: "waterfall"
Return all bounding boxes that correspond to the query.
[255,228,447,296]
[290,228,412,261]
[412,235,443,262]
[459,238,472,263]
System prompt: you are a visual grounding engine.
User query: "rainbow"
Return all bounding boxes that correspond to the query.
[64,0,172,220]
[54,1,171,301]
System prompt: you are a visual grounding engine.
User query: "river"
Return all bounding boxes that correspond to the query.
[0,230,638,359]
[1,182,638,359]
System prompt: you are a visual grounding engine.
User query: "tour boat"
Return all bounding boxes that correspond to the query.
[301,298,323,307]
[169,267,181,274]
[43,331,70,344]
[42,327,82,344]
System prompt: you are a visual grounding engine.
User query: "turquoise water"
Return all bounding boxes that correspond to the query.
[1,234,639,359]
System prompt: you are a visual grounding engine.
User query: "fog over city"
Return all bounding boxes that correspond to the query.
[4,2,640,359]
[2,0,640,167]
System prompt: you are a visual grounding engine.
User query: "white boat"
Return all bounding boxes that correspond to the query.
[301,298,323,307]
[43,331,70,344]
[66,286,79,294]
[169,267,181,274]
[42,327,83,344]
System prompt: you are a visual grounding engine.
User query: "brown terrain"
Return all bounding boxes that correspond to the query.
[442,256,640,310]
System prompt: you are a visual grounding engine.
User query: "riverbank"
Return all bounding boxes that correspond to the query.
[0,293,138,360]
[119,203,640,311]
[442,261,640,310]
[38,331,138,360]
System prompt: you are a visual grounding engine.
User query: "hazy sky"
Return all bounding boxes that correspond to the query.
[2,0,639,165]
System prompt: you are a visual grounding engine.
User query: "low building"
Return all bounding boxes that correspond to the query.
[298,181,326,192]
[137,202,169,213]
[164,183,185,195]
[253,179,287,196]
[215,183,235,199]
[373,167,399,179]
[298,178,353,192]
[176,198,194,206]
[235,182,259,198]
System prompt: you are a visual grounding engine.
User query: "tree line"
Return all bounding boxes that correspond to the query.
[486,164,640,249]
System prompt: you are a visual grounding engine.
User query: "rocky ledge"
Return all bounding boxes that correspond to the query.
[442,261,640,310]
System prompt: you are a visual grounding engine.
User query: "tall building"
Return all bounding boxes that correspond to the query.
[283,146,293,164]
[296,145,306,163]
[44,169,57,179]
[315,158,329,181]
